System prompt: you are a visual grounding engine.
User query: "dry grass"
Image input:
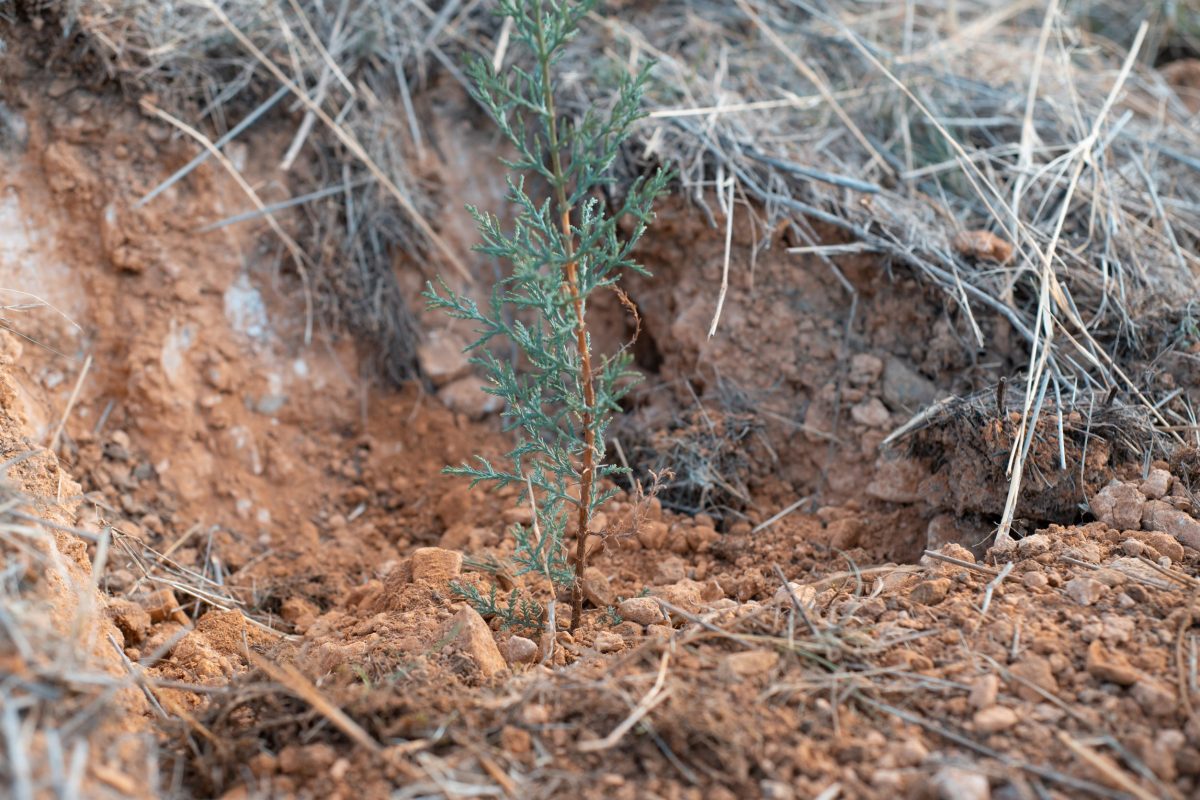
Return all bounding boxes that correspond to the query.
[0,456,156,798]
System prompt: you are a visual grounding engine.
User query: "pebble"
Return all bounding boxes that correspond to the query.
[580,567,614,608]
[932,766,990,800]
[1064,576,1107,606]
[1009,654,1058,701]
[910,578,951,606]
[617,597,664,626]
[773,582,817,607]
[1086,639,1140,686]
[851,397,891,428]
[1140,468,1172,500]
[444,605,506,678]
[505,635,539,665]
[1090,481,1146,531]
[1132,678,1176,717]
[969,674,1000,710]
[416,330,470,386]
[1143,500,1200,550]
[973,705,1018,733]
[1021,571,1049,590]
[722,649,780,679]
[593,631,624,653]
[437,376,503,419]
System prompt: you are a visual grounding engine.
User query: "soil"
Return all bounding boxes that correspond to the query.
[4,42,1200,800]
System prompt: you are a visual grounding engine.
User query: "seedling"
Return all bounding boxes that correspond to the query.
[425,0,668,632]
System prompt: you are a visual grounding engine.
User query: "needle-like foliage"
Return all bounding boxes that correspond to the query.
[424,0,669,632]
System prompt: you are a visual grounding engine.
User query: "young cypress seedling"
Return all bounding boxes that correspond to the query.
[424,0,668,633]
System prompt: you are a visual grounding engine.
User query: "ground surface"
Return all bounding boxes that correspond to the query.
[4,42,1200,800]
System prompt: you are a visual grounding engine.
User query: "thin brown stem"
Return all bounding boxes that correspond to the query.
[535,4,595,634]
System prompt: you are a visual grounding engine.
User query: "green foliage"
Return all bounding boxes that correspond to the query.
[450,581,544,634]
[424,0,669,598]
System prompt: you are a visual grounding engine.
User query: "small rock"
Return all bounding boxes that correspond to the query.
[1121,538,1144,557]
[416,331,470,387]
[1089,481,1146,530]
[1143,500,1200,550]
[973,705,1018,733]
[969,674,1000,710]
[932,766,990,800]
[437,376,503,419]
[652,580,704,616]
[653,555,687,585]
[594,631,624,653]
[910,578,952,606]
[685,525,719,552]
[1063,542,1101,563]
[1021,571,1049,590]
[443,605,506,678]
[581,567,614,608]
[866,457,925,503]
[504,635,539,665]
[1086,639,1139,686]
[1016,533,1051,558]
[851,398,891,428]
[722,649,780,679]
[410,547,463,584]
[1009,654,1058,701]
[848,353,884,386]
[617,597,664,626]
[1132,530,1185,563]
[1064,576,1107,606]
[143,587,189,626]
[1132,678,1176,718]
[637,520,669,550]
[107,598,152,645]
[1152,730,1185,781]
[882,358,937,411]
[1141,468,1172,500]
[773,582,817,607]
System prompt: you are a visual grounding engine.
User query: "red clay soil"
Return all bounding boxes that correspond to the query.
[3,57,1200,800]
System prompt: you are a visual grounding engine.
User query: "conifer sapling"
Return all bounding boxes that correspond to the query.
[424,0,668,633]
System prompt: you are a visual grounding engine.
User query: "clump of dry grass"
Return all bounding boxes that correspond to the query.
[0,458,158,799]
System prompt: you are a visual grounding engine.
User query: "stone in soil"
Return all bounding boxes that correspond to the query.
[504,635,539,665]
[1089,481,1146,531]
[1086,639,1140,686]
[722,649,780,679]
[910,578,951,606]
[1140,468,1171,500]
[437,376,503,419]
[1142,499,1200,550]
[416,330,470,387]
[594,631,624,653]
[581,567,614,608]
[931,766,989,800]
[443,605,506,678]
[617,596,665,626]
[1064,576,1107,606]
[973,705,1018,733]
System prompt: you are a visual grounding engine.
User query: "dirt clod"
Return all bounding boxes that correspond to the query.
[1086,640,1140,686]
[910,578,951,605]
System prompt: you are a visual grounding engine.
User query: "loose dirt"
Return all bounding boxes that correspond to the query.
[4,44,1200,800]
